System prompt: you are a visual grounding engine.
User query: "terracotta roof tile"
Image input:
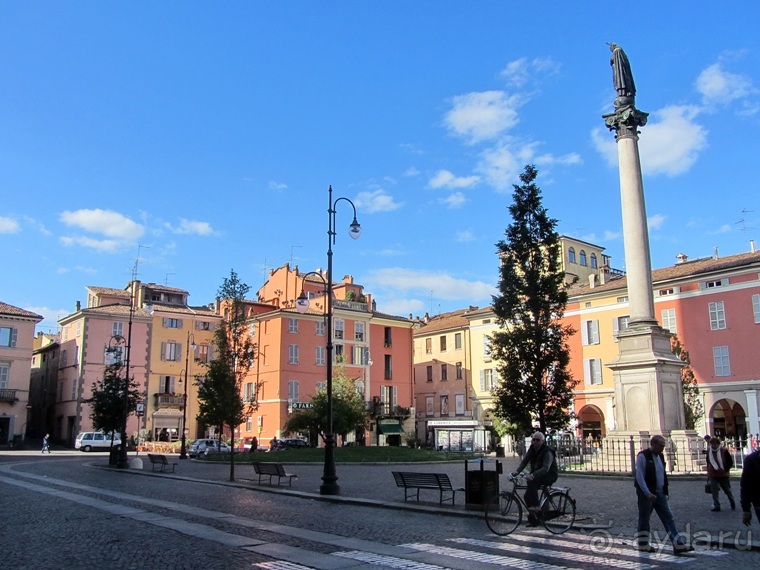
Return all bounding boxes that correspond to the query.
[0,301,44,320]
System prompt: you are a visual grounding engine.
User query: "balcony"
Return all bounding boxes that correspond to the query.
[333,299,369,312]
[154,393,184,408]
[0,389,18,403]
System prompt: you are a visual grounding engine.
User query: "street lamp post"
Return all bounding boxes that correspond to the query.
[106,334,127,464]
[179,331,196,459]
[296,185,361,496]
[118,288,135,469]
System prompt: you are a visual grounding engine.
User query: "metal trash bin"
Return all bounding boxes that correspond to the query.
[464,458,502,510]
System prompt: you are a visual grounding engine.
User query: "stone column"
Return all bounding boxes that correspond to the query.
[745,389,760,439]
[602,45,689,436]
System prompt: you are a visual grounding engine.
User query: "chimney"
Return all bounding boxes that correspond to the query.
[676,253,688,264]
[588,274,597,289]
[751,240,756,253]
[75,300,81,311]
[714,247,719,259]
[599,265,610,285]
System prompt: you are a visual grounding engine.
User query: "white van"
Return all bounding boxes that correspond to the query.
[75,432,122,452]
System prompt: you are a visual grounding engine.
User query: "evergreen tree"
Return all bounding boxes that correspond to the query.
[671,335,704,430]
[196,269,256,481]
[490,165,577,435]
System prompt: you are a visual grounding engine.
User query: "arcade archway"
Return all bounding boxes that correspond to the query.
[576,404,606,439]
[710,399,747,439]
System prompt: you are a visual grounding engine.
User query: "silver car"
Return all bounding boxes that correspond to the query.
[188,439,231,458]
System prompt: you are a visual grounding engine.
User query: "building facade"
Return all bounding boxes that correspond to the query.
[0,302,43,446]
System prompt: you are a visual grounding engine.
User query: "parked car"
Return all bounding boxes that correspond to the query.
[241,437,268,452]
[188,439,231,458]
[273,438,312,450]
[75,432,122,452]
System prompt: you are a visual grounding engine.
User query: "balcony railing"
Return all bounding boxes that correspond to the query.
[0,389,18,403]
[154,393,184,407]
[333,299,369,312]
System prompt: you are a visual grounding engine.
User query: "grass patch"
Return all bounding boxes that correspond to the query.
[198,446,484,464]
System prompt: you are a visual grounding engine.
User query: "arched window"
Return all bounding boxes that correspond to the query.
[579,250,587,266]
[590,253,598,269]
[568,247,576,263]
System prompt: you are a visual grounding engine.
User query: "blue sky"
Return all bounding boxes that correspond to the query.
[2,3,759,333]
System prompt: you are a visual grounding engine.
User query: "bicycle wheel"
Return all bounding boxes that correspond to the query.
[485,492,522,536]
[541,491,576,534]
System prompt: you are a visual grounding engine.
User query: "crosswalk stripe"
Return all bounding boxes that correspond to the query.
[449,537,656,569]
[401,543,572,569]
[334,550,447,569]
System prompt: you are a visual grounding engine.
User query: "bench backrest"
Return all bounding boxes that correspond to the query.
[148,453,167,463]
[393,471,451,489]
[255,463,281,475]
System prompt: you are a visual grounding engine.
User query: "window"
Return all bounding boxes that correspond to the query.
[384,327,392,347]
[244,382,256,402]
[334,344,345,363]
[159,376,176,394]
[316,321,325,336]
[426,365,433,382]
[112,321,123,338]
[76,321,82,337]
[582,320,600,345]
[163,318,183,329]
[753,294,760,324]
[456,362,463,380]
[316,346,326,365]
[704,279,726,289]
[579,250,587,266]
[617,296,629,303]
[288,344,299,365]
[613,315,630,341]
[381,385,397,410]
[60,350,68,367]
[71,378,78,400]
[288,380,299,403]
[454,333,462,350]
[196,320,213,331]
[197,344,210,364]
[441,364,448,381]
[590,253,598,269]
[426,396,434,416]
[713,346,731,376]
[161,342,181,362]
[659,288,675,297]
[455,394,465,415]
[316,381,326,392]
[440,395,449,415]
[709,301,726,330]
[425,338,432,354]
[661,308,677,333]
[288,318,299,333]
[352,345,367,365]
[334,319,344,340]
[480,369,494,391]
[246,417,253,431]
[568,247,576,263]
[440,335,447,352]
[384,354,392,380]
[584,358,603,385]
[355,322,365,341]
[483,337,492,360]
[0,362,9,389]
[0,327,18,348]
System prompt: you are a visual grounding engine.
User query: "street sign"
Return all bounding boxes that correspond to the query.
[291,402,313,410]
[136,403,145,417]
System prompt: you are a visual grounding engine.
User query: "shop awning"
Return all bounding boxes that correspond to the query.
[377,419,405,434]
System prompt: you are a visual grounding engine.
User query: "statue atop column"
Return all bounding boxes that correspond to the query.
[603,43,648,138]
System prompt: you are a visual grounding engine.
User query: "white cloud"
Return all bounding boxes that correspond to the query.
[648,214,666,230]
[592,105,707,177]
[403,167,420,177]
[444,91,523,144]
[353,190,402,213]
[269,181,288,191]
[476,140,538,191]
[441,192,467,209]
[0,216,20,233]
[455,230,476,243]
[26,306,69,330]
[500,56,560,88]
[603,230,622,241]
[60,209,144,240]
[709,224,733,235]
[377,297,427,318]
[535,152,582,167]
[695,63,753,107]
[60,235,123,253]
[428,169,480,189]
[364,267,495,301]
[170,219,216,236]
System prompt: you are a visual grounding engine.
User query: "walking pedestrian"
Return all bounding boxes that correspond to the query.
[706,437,735,511]
[41,433,51,454]
[741,447,760,526]
[249,436,258,453]
[634,435,693,554]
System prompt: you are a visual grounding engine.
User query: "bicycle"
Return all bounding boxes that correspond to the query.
[484,472,576,536]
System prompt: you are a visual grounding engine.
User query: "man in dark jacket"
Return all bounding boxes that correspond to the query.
[741,448,760,526]
[511,432,558,526]
[634,435,692,554]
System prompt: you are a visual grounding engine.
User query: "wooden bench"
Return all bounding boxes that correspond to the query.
[392,471,463,505]
[252,462,298,486]
[147,453,178,473]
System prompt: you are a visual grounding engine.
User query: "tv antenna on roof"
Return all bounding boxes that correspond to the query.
[736,209,754,232]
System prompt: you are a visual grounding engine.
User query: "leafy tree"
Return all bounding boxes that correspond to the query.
[490,165,578,436]
[671,335,704,430]
[196,269,256,481]
[282,363,366,443]
[83,361,144,457]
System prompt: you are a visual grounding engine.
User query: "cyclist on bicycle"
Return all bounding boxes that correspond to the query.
[510,431,559,526]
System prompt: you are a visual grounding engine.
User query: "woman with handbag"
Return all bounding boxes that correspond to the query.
[706,437,736,512]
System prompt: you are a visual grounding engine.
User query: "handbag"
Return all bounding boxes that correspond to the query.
[704,481,712,494]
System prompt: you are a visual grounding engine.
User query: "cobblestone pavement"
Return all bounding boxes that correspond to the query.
[1,450,759,569]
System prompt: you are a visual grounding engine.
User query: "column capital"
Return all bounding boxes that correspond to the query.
[603,106,649,140]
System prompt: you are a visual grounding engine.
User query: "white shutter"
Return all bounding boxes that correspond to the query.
[10,328,18,347]
[160,342,166,361]
[591,320,599,344]
[479,370,485,391]
[583,359,591,385]
[581,322,589,345]
[178,319,184,329]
